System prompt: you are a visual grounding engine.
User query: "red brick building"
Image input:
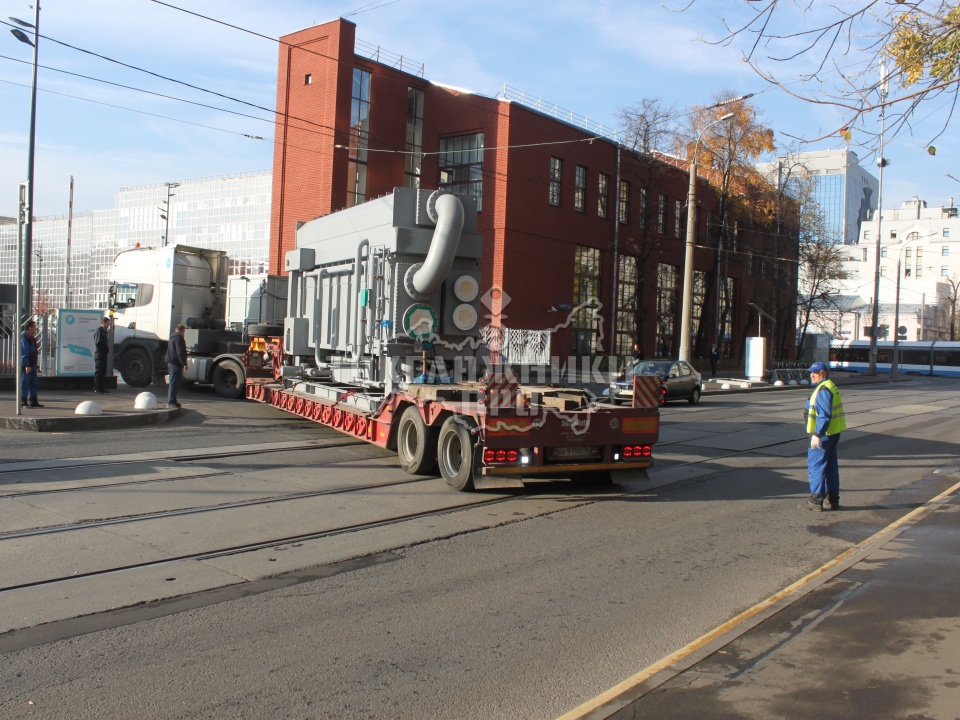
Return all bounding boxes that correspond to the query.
[270,18,798,361]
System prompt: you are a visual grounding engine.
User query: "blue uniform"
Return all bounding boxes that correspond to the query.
[806,383,841,497]
[20,329,39,403]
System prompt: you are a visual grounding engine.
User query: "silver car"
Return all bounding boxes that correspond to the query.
[604,359,703,405]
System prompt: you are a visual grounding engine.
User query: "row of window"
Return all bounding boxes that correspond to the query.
[547,157,701,241]
[865,228,952,241]
[880,265,954,277]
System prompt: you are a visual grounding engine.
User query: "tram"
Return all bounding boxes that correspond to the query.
[829,340,960,377]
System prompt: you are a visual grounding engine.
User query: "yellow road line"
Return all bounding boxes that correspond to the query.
[556,476,960,720]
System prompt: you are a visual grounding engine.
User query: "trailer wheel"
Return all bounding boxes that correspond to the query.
[212,360,245,399]
[247,324,284,338]
[437,416,479,491]
[119,347,152,387]
[396,406,438,475]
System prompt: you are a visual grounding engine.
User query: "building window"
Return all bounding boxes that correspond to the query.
[656,263,678,358]
[572,246,601,355]
[674,199,683,239]
[598,173,609,218]
[881,247,888,258]
[657,194,665,234]
[862,249,868,261]
[916,247,923,277]
[347,68,371,208]
[943,265,950,277]
[439,132,484,211]
[945,228,951,238]
[639,188,647,230]
[880,266,886,277]
[549,157,562,206]
[692,270,706,340]
[617,181,630,224]
[574,165,586,213]
[616,254,637,355]
[405,87,424,188]
[304,74,312,85]
[864,230,871,241]
[944,246,950,257]
[891,230,898,240]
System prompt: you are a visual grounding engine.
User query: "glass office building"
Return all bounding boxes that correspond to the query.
[0,170,271,311]
[758,149,878,245]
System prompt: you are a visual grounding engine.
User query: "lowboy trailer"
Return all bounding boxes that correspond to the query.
[246,187,659,490]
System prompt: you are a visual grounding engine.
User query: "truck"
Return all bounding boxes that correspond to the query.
[247,187,660,491]
[108,244,286,398]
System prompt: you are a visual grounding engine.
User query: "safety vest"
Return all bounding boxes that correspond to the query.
[806,379,846,435]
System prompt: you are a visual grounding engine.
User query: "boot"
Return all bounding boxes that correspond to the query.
[825,493,841,511]
[29,398,44,408]
[21,397,27,408]
[799,494,824,512]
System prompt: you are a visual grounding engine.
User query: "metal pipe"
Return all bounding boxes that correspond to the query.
[352,239,369,361]
[408,193,464,299]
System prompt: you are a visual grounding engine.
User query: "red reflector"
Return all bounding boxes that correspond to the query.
[484,449,494,463]
[623,446,633,458]
[507,449,518,462]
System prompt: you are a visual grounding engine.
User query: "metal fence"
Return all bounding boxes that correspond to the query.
[1,311,54,377]
[479,326,552,366]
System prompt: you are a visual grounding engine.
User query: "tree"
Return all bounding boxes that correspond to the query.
[680,1,960,146]
[940,273,960,340]
[615,97,680,359]
[675,92,777,357]
[797,238,849,358]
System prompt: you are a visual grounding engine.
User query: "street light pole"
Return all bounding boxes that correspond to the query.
[869,62,890,375]
[161,182,180,246]
[9,5,40,320]
[678,112,734,363]
[891,235,924,380]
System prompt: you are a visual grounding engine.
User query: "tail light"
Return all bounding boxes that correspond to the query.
[618,444,652,460]
[483,448,520,464]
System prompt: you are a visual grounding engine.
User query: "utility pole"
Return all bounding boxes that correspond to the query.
[868,62,890,375]
[161,182,180,246]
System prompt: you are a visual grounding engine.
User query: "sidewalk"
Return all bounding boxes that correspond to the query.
[0,384,179,431]
[571,473,960,719]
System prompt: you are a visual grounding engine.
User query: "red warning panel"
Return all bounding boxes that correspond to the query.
[482,373,520,412]
[632,375,662,408]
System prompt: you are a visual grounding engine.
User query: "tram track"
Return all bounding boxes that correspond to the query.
[0,492,516,594]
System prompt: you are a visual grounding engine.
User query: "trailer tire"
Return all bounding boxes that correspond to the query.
[119,347,152,387]
[437,416,479,491]
[247,324,284,338]
[396,406,438,475]
[212,360,245,399]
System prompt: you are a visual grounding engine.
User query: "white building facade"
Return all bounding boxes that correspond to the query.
[0,170,271,312]
[816,197,960,341]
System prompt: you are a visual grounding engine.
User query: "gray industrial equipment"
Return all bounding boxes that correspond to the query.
[283,188,482,398]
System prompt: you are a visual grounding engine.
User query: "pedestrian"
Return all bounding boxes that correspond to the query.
[708,343,720,380]
[20,319,44,408]
[93,317,111,394]
[164,324,188,409]
[800,361,846,512]
[631,342,642,362]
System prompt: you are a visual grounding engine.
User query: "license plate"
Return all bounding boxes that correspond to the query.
[550,446,597,458]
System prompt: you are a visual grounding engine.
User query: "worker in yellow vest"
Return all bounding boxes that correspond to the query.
[801,361,846,511]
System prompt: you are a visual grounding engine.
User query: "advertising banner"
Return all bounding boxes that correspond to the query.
[56,309,104,376]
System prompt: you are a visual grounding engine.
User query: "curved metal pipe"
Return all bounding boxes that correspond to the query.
[409,193,464,299]
[351,239,369,362]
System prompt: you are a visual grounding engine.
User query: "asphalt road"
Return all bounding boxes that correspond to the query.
[1,377,959,719]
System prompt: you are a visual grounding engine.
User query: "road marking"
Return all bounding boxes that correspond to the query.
[556,475,960,720]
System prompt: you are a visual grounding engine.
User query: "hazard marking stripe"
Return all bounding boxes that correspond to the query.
[632,375,661,408]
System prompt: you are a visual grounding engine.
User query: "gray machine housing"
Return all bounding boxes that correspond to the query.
[283,187,483,396]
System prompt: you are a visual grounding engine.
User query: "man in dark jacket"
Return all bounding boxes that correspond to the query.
[20,319,43,408]
[708,344,720,379]
[93,317,111,394]
[163,324,188,409]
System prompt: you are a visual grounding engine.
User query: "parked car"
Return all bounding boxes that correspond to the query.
[604,359,702,405]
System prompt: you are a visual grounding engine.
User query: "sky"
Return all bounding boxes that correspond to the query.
[2,0,959,220]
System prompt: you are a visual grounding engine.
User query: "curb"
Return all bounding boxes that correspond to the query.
[0,407,180,432]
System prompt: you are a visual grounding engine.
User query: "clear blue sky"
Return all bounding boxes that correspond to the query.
[2,0,958,219]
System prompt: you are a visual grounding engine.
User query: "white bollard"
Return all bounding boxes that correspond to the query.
[75,401,103,416]
[774,380,785,386]
[721,383,732,390]
[135,392,159,410]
